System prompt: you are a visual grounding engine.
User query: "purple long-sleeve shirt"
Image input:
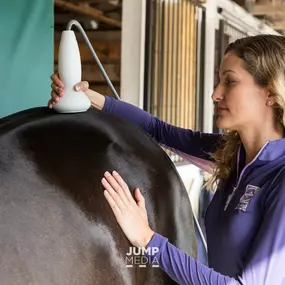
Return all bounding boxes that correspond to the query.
[103,96,285,285]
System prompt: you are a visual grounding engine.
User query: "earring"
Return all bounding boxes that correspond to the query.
[267,100,273,106]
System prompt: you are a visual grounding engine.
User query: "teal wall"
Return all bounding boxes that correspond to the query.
[0,0,53,117]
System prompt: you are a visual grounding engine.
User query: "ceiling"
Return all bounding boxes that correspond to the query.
[243,0,285,34]
[54,0,122,32]
[54,0,284,37]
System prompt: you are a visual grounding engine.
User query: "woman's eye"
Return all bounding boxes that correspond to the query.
[225,79,235,85]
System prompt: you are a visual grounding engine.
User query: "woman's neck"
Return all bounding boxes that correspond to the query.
[238,124,284,165]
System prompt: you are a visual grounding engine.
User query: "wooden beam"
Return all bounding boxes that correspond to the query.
[88,84,120,97]
[54,0,121,28]
[82,63,120,83]
[54,63,120,83]
[55,13,121,25]
[270,20,285,30]
[55,30,121,43]
[250,3,285,16]
[67,0,120,5]
[55,13,93,24]
[96,2,122,12]
[54,41,121,62]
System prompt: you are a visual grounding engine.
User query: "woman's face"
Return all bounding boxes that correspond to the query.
[212,52,272,131]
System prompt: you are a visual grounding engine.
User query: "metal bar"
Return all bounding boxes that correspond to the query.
[195,8,205,131]
[171,2,177,129]
[162,0,169,123]
[153,0,161,117]
[143,0,153,112]
[176,0,182,128]
[166,0,172,124]
[157,0,165,119]
[180,0,186,130]
[185,1,191,130]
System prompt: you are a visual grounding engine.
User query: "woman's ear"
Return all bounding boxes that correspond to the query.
[266,90,277,106]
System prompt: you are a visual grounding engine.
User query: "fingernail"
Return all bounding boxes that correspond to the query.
[75,85,80,91]
[104,171,110,177]
[113,171,118,176]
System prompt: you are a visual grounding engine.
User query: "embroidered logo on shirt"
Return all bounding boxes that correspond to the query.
[235,185,260,211]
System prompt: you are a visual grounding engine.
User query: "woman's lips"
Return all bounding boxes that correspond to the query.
[218,107,229,114]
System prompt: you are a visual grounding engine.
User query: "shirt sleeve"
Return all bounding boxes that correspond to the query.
[146,233,239,285]
[103,96,221,172]
[145,171,285,285]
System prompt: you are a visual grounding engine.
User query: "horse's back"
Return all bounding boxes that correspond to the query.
[0,107,196,285]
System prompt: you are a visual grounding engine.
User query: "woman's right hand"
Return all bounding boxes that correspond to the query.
[49,73,106,110]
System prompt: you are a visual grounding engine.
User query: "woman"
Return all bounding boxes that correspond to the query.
[50,35,285,284]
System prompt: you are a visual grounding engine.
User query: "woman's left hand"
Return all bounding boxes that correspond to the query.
[101,171,155,248]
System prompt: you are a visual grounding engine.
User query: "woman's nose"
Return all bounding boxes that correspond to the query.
[211,85,223,102]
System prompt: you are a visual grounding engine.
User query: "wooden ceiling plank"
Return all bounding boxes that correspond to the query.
[270,20,285,30]
[250,3,285,15]
[54,0,121,28]
[55,13,92,24]
[54,30,121,43]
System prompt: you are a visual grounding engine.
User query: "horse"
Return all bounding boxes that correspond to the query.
[0,106,197,285]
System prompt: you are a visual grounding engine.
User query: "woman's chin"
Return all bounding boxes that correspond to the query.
[216,117,232,130]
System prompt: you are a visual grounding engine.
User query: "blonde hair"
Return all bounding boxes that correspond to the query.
[206,35,285,191]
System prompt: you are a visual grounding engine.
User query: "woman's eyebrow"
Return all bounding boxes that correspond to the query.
[222,69,236,75]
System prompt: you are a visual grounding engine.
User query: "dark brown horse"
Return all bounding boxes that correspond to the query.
[0,106,197,285]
